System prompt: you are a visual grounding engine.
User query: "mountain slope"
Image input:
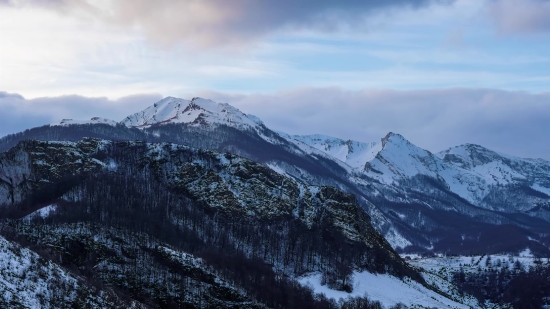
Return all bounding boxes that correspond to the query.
[438,143,550,209]
[279,133,380,169]
[0,233,145,308]
[1,138,465,308]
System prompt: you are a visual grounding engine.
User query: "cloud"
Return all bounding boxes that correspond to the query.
[488,0,550,34]
[199,87,550,160]
[0,91,24,100]
[1,0,451,48]
[0,92,162,136]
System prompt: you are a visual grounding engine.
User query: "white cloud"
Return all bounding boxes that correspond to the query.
[0,92,161,136]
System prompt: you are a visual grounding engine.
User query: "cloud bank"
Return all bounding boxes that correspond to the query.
[0,92,162,136]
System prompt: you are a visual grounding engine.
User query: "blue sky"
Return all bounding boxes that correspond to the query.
[1,0,549,158]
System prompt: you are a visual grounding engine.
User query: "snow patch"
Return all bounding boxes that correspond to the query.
[531,183,550,197]
[51,117,118,127]
[299,271,470,309]
[24,204,57,221]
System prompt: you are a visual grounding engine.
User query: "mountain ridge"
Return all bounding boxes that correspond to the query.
[2,96,550,255]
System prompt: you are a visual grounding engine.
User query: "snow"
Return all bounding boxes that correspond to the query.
[281,133,381,169]
[384,229,412,249]
[108,159,118,171]
[266,163,290,177]
[122,97,260,131]
[51,117,118,127]
[23,204,57,221]
[0,235,78,307]
[122,97,187,127]
[299,271,471,309]
[246,114,264,125]
[532,183,550,197]
[408,253,544,277]
[518,248,533,257]
[275,132,353,172]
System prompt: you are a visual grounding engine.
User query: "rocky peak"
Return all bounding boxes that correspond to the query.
[438,143,511,169]
[381,132,409,148]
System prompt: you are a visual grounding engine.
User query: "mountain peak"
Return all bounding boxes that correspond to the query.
[437,143,511,169]
[381,132,409,148]
[122,97,262,130]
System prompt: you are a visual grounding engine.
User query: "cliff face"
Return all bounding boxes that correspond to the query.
[0,139,106,207]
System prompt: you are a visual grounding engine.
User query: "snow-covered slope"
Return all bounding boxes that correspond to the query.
[438,143,550,197]
[280,134,381,169]
[51,117,118,127]
[299,271,478,309]
[122,96,260,131]
[361,133,444,183]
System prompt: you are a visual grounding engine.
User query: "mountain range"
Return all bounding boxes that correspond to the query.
[3,96,549,254]
[1,96,549,308]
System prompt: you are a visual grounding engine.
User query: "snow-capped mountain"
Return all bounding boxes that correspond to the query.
[358,132,495,205]
[278,130,550,253]
[122,96,261,131]
[438,143,550,196]
[284,132,550,212]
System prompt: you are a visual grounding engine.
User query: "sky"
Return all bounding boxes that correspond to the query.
[0,0,549,159]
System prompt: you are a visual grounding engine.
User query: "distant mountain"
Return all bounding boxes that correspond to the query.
[283,131,550,253]
[438,143,550,207]
[51,117,118,127]
[285,131,550,216]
